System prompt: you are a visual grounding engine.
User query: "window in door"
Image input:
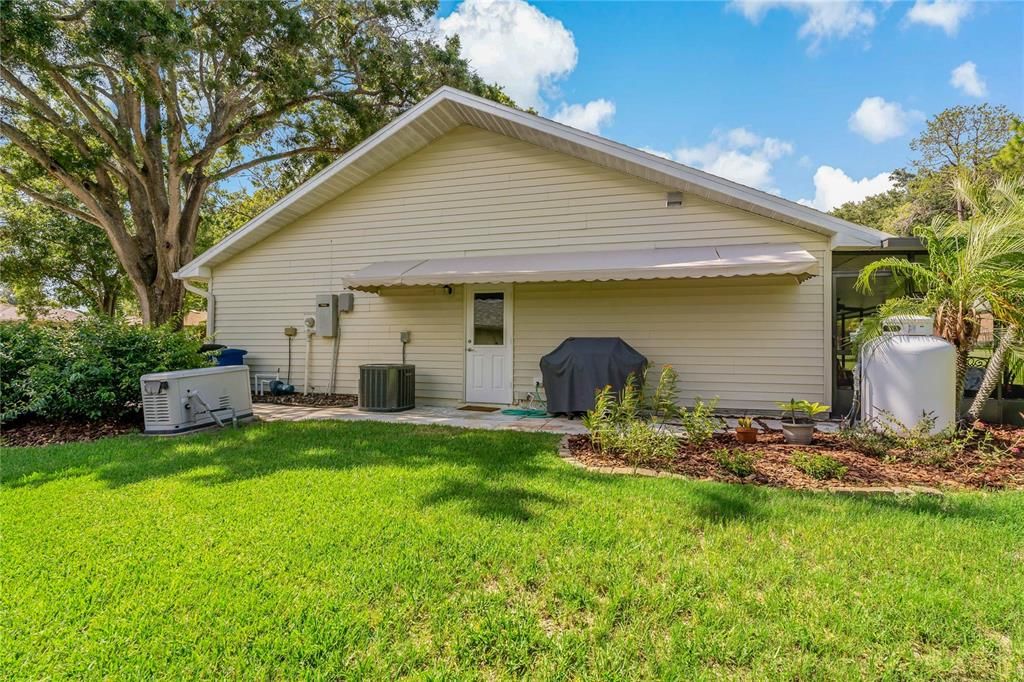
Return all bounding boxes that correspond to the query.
[473,292,504,345]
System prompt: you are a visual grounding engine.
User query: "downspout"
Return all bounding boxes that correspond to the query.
[182,279,216,340]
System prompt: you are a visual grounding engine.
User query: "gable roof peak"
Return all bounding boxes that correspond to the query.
[177,86,889,279]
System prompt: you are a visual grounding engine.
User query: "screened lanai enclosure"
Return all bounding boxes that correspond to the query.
[832,249,1024,425]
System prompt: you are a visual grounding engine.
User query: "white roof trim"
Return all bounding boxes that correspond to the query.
[176,87,889,279]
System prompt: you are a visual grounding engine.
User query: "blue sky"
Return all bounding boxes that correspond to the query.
[435,0,1023,209]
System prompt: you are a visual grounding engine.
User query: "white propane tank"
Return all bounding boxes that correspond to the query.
[859,315,956,434]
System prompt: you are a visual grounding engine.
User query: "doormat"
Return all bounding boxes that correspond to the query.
[458,405,501,412]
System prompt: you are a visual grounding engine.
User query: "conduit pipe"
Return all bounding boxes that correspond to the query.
[304,322,316,395]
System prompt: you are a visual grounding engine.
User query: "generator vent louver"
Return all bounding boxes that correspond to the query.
[143,393,171,424]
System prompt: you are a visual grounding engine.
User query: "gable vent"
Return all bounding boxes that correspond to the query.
[666,191,683,208]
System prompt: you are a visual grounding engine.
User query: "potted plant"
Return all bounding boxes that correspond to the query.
[776,399,830,445]
[735,416,759,444]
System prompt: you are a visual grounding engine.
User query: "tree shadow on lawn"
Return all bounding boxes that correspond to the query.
[4,421,1013,526]
[420,476,565,522]
[3,420,578,522]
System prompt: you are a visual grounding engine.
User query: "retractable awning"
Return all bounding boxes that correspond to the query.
[343,243,819,291]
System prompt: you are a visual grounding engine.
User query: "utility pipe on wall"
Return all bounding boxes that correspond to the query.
[182,279,216,339]
[303,318,316,394]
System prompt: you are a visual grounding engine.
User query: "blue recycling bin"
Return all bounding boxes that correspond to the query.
[217,348,248,366]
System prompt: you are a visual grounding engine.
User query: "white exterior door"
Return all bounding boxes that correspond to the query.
[465,286,513,404]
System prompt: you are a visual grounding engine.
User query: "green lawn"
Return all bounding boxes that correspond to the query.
[3,421,1023,679]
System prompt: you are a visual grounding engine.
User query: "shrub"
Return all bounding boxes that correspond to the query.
[608,419,679,471]
[582,371,681,467]
[581,384,615,451]
[838,412,1003,466]
[646,364,681,424]
[0,319,205,423]
[838,424,892,458]
[791,451,848,480]
[714,447,759,477]
[0,322,60,423]
[679,396,720,446]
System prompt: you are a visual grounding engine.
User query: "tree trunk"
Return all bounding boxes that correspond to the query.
[133,271,185,328]
[967,325,1017,423]
[954,347,969,417]
[100,287,119,317]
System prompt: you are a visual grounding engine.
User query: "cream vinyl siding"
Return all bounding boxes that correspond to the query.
[211,125,829,407]
[514,278,824,412]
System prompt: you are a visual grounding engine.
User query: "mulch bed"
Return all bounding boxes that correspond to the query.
[252,393,357,408]
[567,424,1024,491]
[2,417,140,447]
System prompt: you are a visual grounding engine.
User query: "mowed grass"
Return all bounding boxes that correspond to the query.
[3,421,1023,679]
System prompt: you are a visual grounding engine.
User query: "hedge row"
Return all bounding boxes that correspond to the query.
[1,320,205,423]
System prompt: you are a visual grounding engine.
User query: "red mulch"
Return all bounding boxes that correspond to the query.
[567,424,1024,491]
[252,393,357,408]
[2,417,140,447]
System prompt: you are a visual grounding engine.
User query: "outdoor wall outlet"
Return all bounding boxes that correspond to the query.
[400,331,411,343]
[283,326,297,337]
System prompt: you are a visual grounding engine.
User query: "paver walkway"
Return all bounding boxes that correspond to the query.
[253,403,845,436]
[252,403,590,434]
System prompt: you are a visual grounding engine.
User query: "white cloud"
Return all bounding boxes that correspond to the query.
[906,0,971,35]
[950,61,987,97]
[436,0,577,110]
[672,127,794,192]
[438,0,616,137]
[729,1,876,48]
[798,165,895,211]
[848,96,922,143]
[552,99,616,134]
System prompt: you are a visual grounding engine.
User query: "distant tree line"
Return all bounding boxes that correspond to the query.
[831,104,1021,233]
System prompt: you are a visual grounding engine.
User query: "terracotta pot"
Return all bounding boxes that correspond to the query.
[782,422,815,445]
[735,427,759,444]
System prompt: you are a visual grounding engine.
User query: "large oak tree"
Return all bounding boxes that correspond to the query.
[1,0,511,324]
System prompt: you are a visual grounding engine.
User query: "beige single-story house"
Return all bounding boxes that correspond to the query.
[176,87,897,413]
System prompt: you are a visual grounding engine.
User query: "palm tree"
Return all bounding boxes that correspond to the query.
[855,176,1024,412]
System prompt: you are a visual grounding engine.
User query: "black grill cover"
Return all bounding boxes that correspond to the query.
[540,338,648,414]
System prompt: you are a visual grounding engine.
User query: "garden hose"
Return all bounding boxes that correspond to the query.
[501,384,550,418]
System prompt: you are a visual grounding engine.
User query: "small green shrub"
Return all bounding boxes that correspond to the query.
[714,447,759,477]
[582,370,681,468]
[646,364,681,424]
[791,451,848,480]
[679,396,720,446]
[581,384,615,451]
[611,372,642,425]
[0,319,205,423]
[608,419,679,470]
[838,424,892,458]
[839,412,1002,466]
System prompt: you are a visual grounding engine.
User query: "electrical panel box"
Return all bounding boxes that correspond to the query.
[315,294,338,337]
[338,292,354,313]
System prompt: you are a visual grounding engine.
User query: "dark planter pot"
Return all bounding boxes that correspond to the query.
[735,427,759,444]
[782,421,815,445]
